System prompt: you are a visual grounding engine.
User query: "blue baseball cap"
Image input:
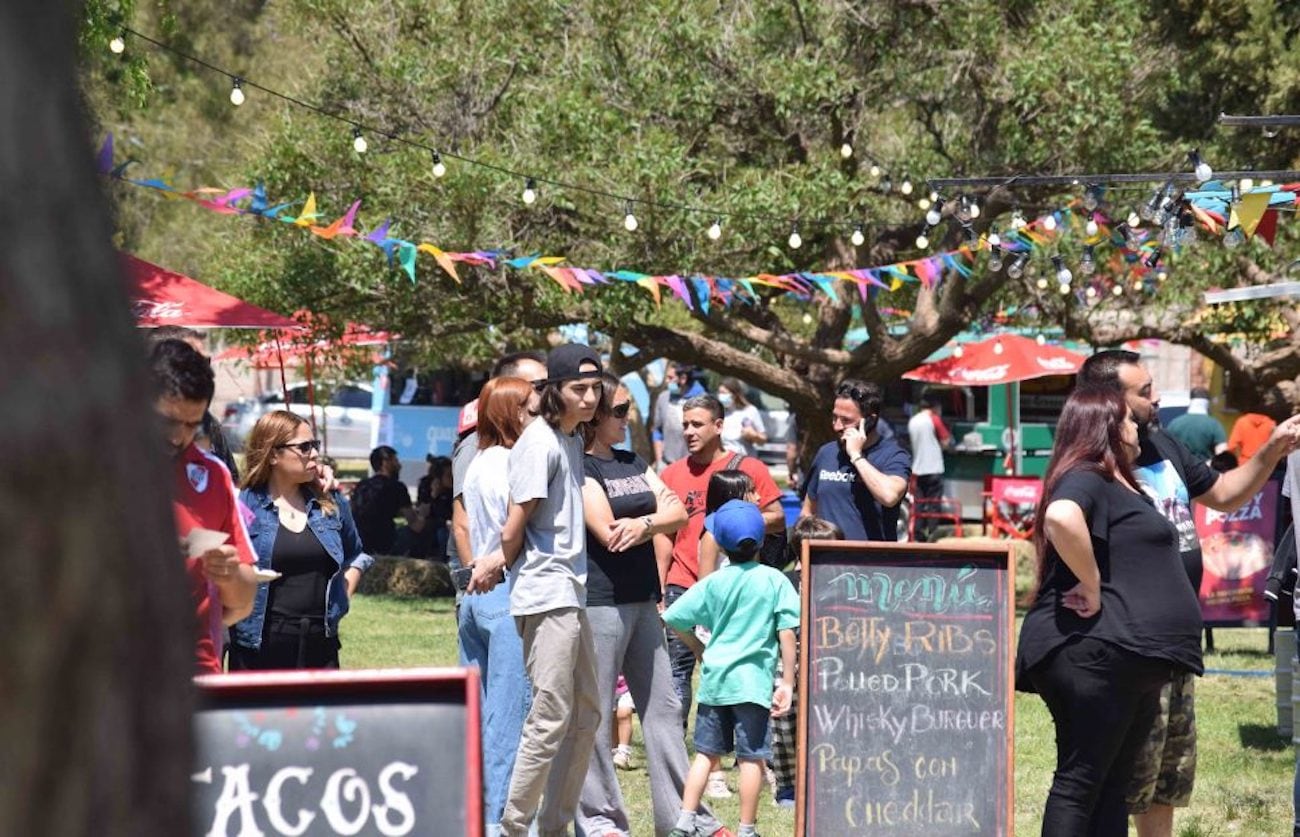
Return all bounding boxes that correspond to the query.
[704,499,766,553]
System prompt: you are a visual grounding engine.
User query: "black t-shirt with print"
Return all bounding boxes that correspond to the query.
[584,450,660,606]
[1016,469,1204,690]
[1134,427,1220,594]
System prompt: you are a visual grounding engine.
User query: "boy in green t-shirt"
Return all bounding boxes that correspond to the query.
[663,500,800,837]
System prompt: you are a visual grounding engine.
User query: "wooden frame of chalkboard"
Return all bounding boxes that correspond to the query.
[194,667,482,837]
[794,540,1016,836]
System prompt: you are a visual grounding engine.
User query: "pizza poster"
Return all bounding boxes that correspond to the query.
[1195,481,1280,625]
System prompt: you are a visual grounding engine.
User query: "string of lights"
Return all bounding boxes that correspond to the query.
[108,25,931,244]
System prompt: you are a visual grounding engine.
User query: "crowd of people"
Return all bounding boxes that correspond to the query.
[150,324,1300,836]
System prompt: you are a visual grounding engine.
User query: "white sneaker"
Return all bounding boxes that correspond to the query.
[705,770,732,799]
[612,746,634,770]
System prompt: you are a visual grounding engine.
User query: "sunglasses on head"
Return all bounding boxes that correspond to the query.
[610,402,631,419]
[276,439,322,455]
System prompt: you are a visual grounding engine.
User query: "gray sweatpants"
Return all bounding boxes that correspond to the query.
[577,602,722,837]
[501,607,602,837]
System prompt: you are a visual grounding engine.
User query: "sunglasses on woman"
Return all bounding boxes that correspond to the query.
[610,402,631,419]
[276,439,322,455]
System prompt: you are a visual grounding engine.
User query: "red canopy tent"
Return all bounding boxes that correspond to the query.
[904,334,1088,474]
[122,252,300,330]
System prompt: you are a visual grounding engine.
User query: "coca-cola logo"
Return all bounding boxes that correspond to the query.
[1001,484,1041,503]
[1036,356,1077,371]
[132,300,187,320]
[954,364,1010,383]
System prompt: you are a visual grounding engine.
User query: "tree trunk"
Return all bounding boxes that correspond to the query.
[0,3,193,835]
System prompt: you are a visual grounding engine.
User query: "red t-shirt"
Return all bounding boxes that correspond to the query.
[172,444,256,674]
[661,452,782,589]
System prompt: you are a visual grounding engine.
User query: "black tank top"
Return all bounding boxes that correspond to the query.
[268,521,335,621]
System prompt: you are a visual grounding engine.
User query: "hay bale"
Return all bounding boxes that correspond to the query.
[357,556,453,598]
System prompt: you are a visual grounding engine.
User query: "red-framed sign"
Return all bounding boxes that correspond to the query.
[192,667,482,837]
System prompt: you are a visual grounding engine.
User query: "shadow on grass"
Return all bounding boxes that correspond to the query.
[1238,722,1290,752]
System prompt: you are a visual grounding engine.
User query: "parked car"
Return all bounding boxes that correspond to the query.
[222,382,379,460]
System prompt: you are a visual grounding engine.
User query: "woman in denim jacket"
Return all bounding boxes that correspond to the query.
[229,410,372,669]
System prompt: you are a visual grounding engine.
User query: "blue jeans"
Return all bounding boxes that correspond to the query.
[459,584,532,828]
[664,584,696,729]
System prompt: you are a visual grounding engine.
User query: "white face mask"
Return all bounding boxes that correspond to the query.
[719,392,734,409]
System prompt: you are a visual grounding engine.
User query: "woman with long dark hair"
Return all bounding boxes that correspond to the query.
[229,410,372,669]
[1015,388,1203,835]
[576,373,728,837]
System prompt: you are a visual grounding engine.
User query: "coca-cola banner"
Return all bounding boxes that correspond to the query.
[988,477,1042,539]
[1195,480,1280,626]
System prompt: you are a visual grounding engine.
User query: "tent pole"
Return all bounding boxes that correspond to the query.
[274,337,289,400]
[305,353,319,438]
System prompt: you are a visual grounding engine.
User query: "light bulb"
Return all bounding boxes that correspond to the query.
[1112,284,1124,296]
[352,127,368,154]
[915,232,929,249]
[879,176,893,193]
[988,246,1004,272]
[1156,268,1168,282]
[1085,286,1098,299]
[229,78,245,106]
[788,225,802,249]
[840,142,854,159]
[869,163,881,178]
[1042,213,1058,232]
[431,151,446,178]
[900,177,914,196]
[110,34,126,54]
[969,200,981,220]
[1036,333,1046,345]
[925,205,942,226]
[707,218,723,240]
[1239,176,1255,193]
[1059,283,1072,295]
[1085,214,1099,237]
[850,224,865,247]
[1011,209,1026,230]
[1052,255,1072,285]
[1079,245,1096,275]
[918,197,931,211]
[954,196,972,224]
[1082,185,1101,212]
[1189,149,1213,183]
[1036,277,1048,289]
[929,190,939,202]
[1127,209,1142,228]
[624,211,639,232]
[1133,280,1144,292]
[1008,253,1029,280]
[522,178,537,205]
[987,228,1001,248]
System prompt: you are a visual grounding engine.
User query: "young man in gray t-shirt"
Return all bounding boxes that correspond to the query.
[470,343,605,837]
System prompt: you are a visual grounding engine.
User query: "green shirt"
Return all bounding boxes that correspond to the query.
[1165,412,1226,462]
[662,561,801,708]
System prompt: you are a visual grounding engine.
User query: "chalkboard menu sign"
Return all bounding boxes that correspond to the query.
[796,541,1015,836]
[193,668,482,837]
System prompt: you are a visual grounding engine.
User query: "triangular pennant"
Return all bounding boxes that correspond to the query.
[663,275,693,309]
[249,182,268,215]
[540,265,577,292]
[294,192,319,227]
[691,278,712,315]
[508,254,541,270]
[1237,191,1271,237]
[1255,209,1279,246]
[312,200,361,239]
[635,276,661,307]
[365,219,393,245]
[397,242,418,283]
[97,134,114,175]
[417,243,461,283]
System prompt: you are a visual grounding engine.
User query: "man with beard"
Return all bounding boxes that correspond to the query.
[151,339,257,673]
[802,379,911,541]
[1079,350,1300,837]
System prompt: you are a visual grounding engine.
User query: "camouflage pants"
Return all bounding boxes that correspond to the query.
[1126,671,1197,812]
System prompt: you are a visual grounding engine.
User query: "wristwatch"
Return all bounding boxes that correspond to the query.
[640,515,654,530]
[850,455,865,465]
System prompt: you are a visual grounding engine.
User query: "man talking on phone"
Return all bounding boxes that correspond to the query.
[150,339,257,674]
[802,379,911,541]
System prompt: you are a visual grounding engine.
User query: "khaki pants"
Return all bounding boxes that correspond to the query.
[500,607,602,837]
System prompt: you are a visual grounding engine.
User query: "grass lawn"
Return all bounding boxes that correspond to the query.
[341,595,1295,836]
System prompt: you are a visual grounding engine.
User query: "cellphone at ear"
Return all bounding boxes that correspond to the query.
[858,419,866,435]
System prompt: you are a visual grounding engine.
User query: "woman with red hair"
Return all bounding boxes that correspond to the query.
[1016,387,1203,835]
